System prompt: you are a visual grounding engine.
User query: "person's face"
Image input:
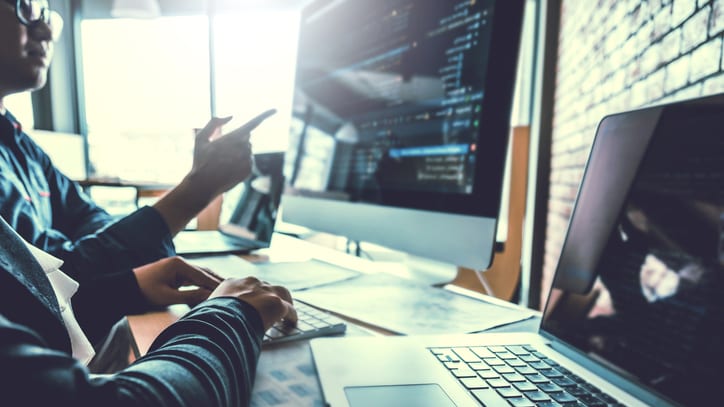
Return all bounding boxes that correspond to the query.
[0,0,59,97]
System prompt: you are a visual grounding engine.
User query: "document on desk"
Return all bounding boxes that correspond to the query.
[187,255,258,279]
[294,272,535,335]
[251,339,323,407]
[251,320,373,406]
[189,256,361,291]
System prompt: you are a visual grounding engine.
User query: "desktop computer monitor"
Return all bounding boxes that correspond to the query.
[281,0,525,270]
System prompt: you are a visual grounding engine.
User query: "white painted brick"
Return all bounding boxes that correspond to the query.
[689,37,722,81]
[665,54,692,92]
[672,0,697,27]
[710,0,724,35]
[702,72,724,93]
[660,29,682,63]
[682,6,711,53]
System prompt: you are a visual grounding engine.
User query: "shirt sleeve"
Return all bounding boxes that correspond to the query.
[1,134,179,344]
[0,297,265,407]
[53,206,175,280]
[18,135,176,279]
[60,207,177,344]
[5,132,117,250]
[20,138,178,342]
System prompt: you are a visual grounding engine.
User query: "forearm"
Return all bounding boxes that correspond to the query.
[152,175,219,236]
[0,297,264,406]
[56,206,175,280]
[152,113,261,235]
[72,270,149,345]
[122,297,264,405]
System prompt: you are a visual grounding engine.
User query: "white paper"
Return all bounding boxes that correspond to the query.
[188,256,361,291]
[252,260,361,291]
[296,272,534,335]
[187,254,258,279]
[251,340,324,407]
[251,321,374,406]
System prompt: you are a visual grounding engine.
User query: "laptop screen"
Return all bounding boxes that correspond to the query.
[219,151,285,243]
[541,97,724,405]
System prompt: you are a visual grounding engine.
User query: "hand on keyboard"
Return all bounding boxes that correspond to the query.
[208,277,297,330]
[263,301,347,345]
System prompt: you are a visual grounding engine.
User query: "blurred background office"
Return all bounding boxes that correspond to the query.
[8,0,724,311]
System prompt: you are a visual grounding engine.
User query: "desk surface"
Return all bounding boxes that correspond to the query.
[128,299,538,407]
[127,236,540,405]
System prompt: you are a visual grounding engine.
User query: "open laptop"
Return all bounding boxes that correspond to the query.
[310,95,724,406]
[173,151,284,256]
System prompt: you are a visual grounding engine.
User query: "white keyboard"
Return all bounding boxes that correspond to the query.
[263,300,347,345]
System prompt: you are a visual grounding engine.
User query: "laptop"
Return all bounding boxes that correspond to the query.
[173,151,285,256]
[310,95,724,406]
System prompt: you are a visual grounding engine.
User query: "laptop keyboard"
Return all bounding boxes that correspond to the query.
[430,345,625,406]
[263,301,347,345]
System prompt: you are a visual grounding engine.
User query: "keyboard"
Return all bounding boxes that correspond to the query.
[430,345,625,407]
[263,300,347,345]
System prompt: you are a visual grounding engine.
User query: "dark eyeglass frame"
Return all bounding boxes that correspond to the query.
[4,0,50,26]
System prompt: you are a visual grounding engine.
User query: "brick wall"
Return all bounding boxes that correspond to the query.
[542,0,724,308]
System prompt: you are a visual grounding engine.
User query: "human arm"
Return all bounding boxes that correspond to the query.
[0,112,161,275]
[74,255,225,345]
[0,144,177,342]
[31,109,274,263]
[133,256,223,307]
[153,110,275,236]
[2,133,176,279]
[0,112,277,342]
[0,278,296,406]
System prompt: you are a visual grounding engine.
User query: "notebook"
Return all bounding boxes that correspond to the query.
[310,94,724,406]
[173,152,284,256]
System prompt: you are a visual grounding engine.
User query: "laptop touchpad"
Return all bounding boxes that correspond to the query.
[345,384,456,407]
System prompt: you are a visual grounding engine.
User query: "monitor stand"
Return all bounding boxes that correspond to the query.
[450,125,530,302]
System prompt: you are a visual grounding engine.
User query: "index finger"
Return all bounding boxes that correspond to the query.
[197,116,233,141]
[180,263,224,290]
[280,300,298,326]
[229,109,277,139]
[197,266,225,283]
[270,285,298,325]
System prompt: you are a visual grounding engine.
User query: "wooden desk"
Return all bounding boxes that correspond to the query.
[127,305,190,358]
[128,235,539,404]
[77,178,173,208]
[127,283,539,406]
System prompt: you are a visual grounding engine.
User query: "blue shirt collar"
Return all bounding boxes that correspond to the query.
[0,109,23,143]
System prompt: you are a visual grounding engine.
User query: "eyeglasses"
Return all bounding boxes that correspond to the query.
[6,0,51,26]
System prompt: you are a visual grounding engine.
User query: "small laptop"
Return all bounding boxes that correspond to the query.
[173,152,284,256]
[310,95,724,406]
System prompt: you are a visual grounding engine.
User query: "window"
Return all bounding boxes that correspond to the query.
[80,16,210,183]
[79,10,300,184]
[212,9,299,221]
[3,92,34,128]
[211,9,299,153]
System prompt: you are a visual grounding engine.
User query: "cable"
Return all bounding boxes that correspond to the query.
[474,269,495,297]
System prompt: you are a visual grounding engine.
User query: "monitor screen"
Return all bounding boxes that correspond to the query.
[282,0,524,269]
